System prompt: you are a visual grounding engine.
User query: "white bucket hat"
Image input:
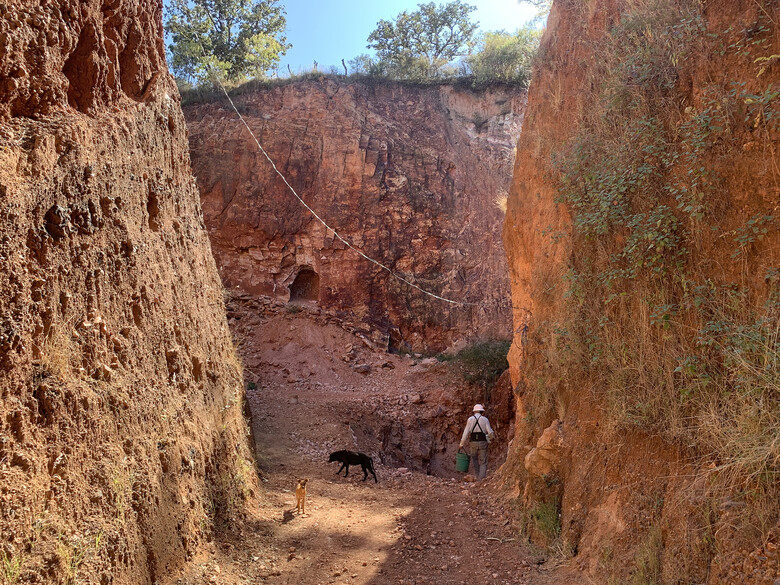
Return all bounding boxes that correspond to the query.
[473,404,485,412]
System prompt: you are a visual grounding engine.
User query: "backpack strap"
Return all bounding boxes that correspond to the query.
[470,414,487,441]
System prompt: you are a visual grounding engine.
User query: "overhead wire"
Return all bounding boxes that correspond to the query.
[192,15,482,307]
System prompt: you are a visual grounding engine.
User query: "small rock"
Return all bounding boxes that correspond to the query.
[354,363,371,375]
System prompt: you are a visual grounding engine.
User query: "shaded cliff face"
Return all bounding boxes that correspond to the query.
[0,2,253,583]
[504,0,779,581]
[184,79,524,353]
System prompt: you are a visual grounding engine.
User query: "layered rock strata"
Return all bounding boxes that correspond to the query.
[0,1,253,583]
[184,80,525,352]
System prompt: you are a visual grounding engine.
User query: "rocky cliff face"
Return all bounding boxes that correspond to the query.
[184,79,524,353]
[504,0,780,582]
[0,2,253,583]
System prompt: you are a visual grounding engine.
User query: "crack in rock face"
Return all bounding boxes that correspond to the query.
[184,79,526,354]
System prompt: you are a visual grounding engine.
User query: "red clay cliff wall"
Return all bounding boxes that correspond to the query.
[504,0,780,582]
[184,80,524,353]
[0,2,253,583]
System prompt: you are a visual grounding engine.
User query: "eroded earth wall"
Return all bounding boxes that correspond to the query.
[504,0,780,582]
[0,2,254,583]
[184,80,524,353]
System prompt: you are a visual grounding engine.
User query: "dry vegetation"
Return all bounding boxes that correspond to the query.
[525,0,780,576]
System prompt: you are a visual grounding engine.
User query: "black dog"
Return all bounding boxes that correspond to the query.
[328,450,378,483]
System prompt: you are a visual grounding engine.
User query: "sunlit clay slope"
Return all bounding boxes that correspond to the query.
[503,0,780,582]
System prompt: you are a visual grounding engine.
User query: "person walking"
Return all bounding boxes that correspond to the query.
[459,404,495,480]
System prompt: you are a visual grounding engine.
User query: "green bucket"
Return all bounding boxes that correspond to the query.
[455,452,469,473]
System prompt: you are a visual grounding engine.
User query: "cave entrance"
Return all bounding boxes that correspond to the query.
[289,268,320,302]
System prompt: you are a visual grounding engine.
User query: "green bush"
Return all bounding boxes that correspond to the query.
[465,27,541,88]
[447,340,511,389]
[529,500,561,542]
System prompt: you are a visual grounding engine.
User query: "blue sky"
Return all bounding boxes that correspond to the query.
[278,0,539,74]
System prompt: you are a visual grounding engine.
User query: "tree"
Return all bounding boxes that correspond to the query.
[367,1,479,80]
[165,0,290,85]
[465,27,542,87]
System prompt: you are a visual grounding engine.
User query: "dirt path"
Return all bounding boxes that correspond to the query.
[165,299,582,585]
[242,380,540,585]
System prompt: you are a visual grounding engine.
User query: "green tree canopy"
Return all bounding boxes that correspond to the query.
[465,27,542,87]
[165,0,290,85]
[367,1,479,80]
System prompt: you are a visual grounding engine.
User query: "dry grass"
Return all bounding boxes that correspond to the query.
[548,277,780,542]
[1,550,24,585]
[36,324,75,379]
[494,192,508,213]
[630,525,663,585]
[696,327,780,490]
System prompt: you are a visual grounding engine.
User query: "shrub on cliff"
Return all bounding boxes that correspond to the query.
[441,340,511,390]
[165,0,290,85]
[464,27,542,88]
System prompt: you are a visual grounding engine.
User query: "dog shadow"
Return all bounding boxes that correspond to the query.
[281,509,295,524]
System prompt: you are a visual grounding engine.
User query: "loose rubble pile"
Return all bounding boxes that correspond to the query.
[226,292,515,475]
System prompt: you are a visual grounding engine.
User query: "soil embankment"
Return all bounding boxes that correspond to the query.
[503,0,780,582]
[183,79,525,353]
[0,2,253,583]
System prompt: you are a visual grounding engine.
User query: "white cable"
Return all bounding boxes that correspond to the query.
[212,84,481,307]
[193,20,479,307]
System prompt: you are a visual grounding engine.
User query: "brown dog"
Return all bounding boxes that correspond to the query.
[295,478,308,514]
